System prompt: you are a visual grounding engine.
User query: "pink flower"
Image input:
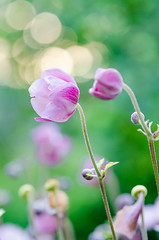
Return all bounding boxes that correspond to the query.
[89,68,123,100]
[29,68,80,123]
[33,199,58,234]
[31,123,72,166]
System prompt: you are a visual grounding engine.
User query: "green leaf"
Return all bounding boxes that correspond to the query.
[104,161,119,172]
[97,158,105,170]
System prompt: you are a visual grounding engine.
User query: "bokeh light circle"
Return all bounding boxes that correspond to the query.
[30,12,62,44]
[5,0,36,30]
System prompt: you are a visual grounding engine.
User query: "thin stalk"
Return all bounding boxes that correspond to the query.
[99,181,117,240]
[77,103,117,240]
[77,103,101,178]
[148,139,159,195]
[54,189,65,240]
[123,83,159,196]
[141,204,148,240]
[27,195,38,240]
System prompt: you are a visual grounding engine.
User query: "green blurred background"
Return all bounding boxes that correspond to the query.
[0,0,159,239]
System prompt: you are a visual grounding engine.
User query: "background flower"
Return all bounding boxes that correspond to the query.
[31,122,72,166]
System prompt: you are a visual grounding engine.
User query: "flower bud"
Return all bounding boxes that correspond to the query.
[82,169,93,180]
[89,68,123,100]
[19,184,34,199]
[131,112,145,125]
[45,179,60,192]
[131,185,147,199]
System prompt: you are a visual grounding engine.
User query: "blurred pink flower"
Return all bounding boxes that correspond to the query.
[0,224,30,240]
[31,123,72,166]
[33,199,58,235]
[89,68,123,100]
[29,68,80,123]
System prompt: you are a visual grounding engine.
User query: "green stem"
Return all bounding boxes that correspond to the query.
[148,139,159,196]
[27,195,38,240]
[77,103,101,178]
[77,103,117,240]
[141,203,148,240]
[99,181,117,240]
[123,83,159,196]
[54,189,65,240]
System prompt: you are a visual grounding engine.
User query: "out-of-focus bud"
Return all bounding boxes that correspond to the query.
[131,112,145,125]
[45,179,60,192]
[82,169,94,180]
[19,184,34,199]
[89,68,123,100]
[48,190,68,213]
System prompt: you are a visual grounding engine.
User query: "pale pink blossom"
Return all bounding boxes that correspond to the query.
[89,68,123,100]
[31,123,71,166]
[29,68,80,123]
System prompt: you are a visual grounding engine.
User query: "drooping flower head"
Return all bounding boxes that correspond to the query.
[29,68,80,123]
[89,68,123,100]
[31,123,72,166]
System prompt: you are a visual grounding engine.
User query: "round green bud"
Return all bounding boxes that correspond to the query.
[131,185,147,199]
[19,184,34,199]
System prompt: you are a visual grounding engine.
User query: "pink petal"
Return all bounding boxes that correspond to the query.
[29,78,49,98]
[35,118,53,122]
[41,68,76,85]
[31,97,49,116]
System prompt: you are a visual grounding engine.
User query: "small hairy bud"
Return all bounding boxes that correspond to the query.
[82,169,93,180]
[131,112,145,125]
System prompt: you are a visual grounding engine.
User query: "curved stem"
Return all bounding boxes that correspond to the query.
[77,103,117,240]
[123,83,151,137]
[77,103,101,178]
[123,83,159,196]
